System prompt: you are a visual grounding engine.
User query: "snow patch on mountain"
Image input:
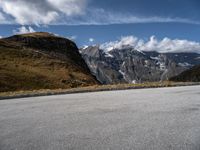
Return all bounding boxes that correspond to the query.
[178,62,193,67]
[105,53,114,58]
[150,56,159,60]
[119,70,126,79]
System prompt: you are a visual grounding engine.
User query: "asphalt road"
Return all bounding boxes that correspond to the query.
[0,86,200,150]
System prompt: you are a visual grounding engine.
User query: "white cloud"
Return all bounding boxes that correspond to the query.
[13,26,36,34]
[0,0,57,25]
[100,36,200,54]
[0,1,199,25]
[66,35,77,40]
[0,36,2,39]
[0,0,87,25]
[89,38,94,42]
[101,36,138,51]
[139,36,200,53]
[59,8,200,25]
[47,0,87,16]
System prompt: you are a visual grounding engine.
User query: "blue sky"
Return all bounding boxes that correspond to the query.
[0,0,200,51]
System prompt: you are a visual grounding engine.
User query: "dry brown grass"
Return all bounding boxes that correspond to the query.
[0,35,98,92]
[1,81,199,100]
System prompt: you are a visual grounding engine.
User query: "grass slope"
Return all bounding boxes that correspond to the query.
[0,32,98,92]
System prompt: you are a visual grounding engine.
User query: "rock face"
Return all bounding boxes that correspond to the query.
[170,65,200,82]
[80,46,200,84]
[0,32,98,92]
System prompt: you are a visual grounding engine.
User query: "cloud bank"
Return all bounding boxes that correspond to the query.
[63,8,200,25]
[0,0,87,25]
[100,36,200,53]
[13,26,36,34]
[0,0,199,25]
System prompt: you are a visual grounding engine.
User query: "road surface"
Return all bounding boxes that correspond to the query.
[0,86,200,150]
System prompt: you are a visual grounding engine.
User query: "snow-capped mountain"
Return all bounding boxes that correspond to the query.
[80,45,200,84]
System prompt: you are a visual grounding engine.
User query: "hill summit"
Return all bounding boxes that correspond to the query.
[0,32,98,92]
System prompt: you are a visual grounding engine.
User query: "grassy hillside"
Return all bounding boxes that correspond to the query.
[0,32,98,92]
[170,65,200,82]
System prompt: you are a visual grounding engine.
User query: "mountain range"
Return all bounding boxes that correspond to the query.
[81,45,200,84]
[0,32,200,92]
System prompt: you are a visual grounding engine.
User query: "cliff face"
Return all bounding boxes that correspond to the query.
[81,46,200,84]
[0,32,98,92]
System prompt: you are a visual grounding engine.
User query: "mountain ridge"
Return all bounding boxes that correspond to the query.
[81,45,200,84]
[170,65,200,82]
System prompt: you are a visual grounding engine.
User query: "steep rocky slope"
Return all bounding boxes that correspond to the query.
[0,32,98,92]
[81,46,200,84]
[170,65,200,82]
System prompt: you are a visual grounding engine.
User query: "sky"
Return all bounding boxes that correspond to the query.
[0,0,200,53]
